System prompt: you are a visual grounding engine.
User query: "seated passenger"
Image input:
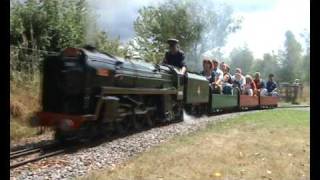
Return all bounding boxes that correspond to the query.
[266,74,278,96]
[200,58,215,83]
[254,72,267,96]
[233,73,243,90]
[211,59,223,94]
[220,62,225,72]
[222,73,233,95]
[232,68,246,92]
[243,75,257,96]
[222,63,232,76]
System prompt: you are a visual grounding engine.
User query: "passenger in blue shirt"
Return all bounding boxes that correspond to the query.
[266,74,278,96]
[211,59,223,94]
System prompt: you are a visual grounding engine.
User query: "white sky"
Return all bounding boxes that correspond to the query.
[220,0,310,59]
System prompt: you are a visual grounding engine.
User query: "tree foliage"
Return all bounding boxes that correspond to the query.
[10,0,91,51]
[229,31,309,85]
[10,0,124,54]
[132,0,241,71]
[229,46,254,75]
[251,52,281,79]
[278,31,303,82]
[10,0,126,83]
[301,32,310,84]
[93,31,127,57]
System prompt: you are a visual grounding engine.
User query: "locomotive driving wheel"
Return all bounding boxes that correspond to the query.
[173,102,184,122]
[115,118,130,135]
[143,112,154,129]
[132,115,144,131]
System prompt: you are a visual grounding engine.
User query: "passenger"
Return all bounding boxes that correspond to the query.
[200,58,215,83]
[232,68,246,91]
[293,79,300,85]
[211,59,224,94]
[266,74,278,96]
[220,62,225,71]
[162,38,187,75]
[232,73,243,91]
[222,73,233,95]
[243,75,257,96]
[253,72,267,96]
[222,63,232,76]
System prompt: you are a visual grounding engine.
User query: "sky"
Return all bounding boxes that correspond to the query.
[89,0,310,59]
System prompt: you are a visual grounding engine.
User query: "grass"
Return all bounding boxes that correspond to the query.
[10,120,38,141]
[10,79,41,141]
[81,109,310,180]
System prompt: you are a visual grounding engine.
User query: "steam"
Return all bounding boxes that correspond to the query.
[85,17,98,46]
[183,110,208,124]
[183,0,236,72]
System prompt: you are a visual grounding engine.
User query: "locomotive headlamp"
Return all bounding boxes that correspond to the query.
[59,119,74,131]
[97,69,110,77]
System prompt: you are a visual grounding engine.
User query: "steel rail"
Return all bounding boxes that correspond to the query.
[10,149,65,169]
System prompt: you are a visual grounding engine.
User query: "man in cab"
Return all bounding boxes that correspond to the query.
[162,38,187,75]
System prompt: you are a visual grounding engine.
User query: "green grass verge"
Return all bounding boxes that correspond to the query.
[81,109,310,180]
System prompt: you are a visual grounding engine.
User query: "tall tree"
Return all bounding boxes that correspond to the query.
[280,30,303,82]
[229,46,254,75]
[300,31,310,84]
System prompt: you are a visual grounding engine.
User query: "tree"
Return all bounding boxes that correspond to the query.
[251,52,280,79]
[280,30,303,82]
[10,0,127,54]
[132,0,241,71]
[10,0,92,51]
[94,31,126,57]
[10,0,126,83]
[300,31,310,84]
[229,46,254,75]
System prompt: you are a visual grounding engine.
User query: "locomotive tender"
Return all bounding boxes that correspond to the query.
[31,46,278,141]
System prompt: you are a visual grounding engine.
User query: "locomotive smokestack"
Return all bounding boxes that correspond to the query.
[83,44,97,52]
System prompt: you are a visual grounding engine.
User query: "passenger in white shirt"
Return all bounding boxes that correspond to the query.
[232,68,246,92]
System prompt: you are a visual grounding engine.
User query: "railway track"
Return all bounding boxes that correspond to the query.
[10,105,309,170]
[10,143,65,169]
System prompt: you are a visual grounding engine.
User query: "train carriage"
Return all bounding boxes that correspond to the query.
[239,95,259,109]
[259,96,279,108]
[210,94,238,112]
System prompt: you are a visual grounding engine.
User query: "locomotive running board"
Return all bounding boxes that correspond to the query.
[101,86,177,95]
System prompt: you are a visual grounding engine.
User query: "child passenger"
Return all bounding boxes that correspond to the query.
[233,73,244,91]
[243,75,257,96]
[222,73,233,95]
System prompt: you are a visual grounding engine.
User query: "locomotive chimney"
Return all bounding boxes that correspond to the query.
[83,44,97,52]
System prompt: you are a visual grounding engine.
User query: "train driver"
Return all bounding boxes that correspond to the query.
[162,39,187,75]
